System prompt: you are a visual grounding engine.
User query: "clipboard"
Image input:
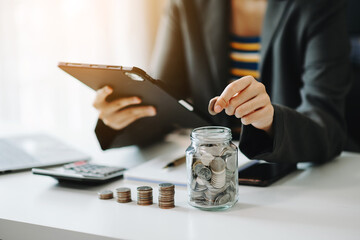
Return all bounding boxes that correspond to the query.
[58,62,211,146]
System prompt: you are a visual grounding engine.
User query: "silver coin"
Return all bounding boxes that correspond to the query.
[219,147,228,156]
[225,169,235,182]
[194,182,207,192]
[98,190,114,199]
[199,145,222,157]
[199,152,214,166]
[211,171,226,189]
[215,192,231,205]
[226,181,237,200]
[98,190,113,195]
[194,162,204,175]
[204,188,220,201]
[207,182,229,193]
[210,157,226,172]
[198,167,212,181]
[190,189,205,197]
[225,155,237,172]
[191,196,207,205]
[196,176,206,185]
[137,186,152,191]
[190,178,197,190]
[116,187,131,193]
[159,183,174,188]
[208,97,218,115]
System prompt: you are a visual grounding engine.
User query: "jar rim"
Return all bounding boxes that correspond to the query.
[191,126,232,143]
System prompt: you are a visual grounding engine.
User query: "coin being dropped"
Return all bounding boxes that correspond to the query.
[98,190,114,200]
[208,97,219,115]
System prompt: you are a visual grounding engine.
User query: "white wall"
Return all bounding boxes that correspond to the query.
[0,0,165,151]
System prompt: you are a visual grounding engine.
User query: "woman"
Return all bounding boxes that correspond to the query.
[93,0,351,164]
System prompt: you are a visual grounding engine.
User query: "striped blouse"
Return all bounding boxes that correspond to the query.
[229,35,261,82]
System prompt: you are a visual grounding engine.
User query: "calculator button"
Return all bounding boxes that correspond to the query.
[74,161,87,166]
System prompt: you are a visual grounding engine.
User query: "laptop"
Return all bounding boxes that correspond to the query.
[0,134,90,173]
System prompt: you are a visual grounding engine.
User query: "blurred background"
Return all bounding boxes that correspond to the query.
[0,0,359,153]
[0,0,166,153]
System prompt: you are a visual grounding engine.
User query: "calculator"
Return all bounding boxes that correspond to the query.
[32,161,126,183]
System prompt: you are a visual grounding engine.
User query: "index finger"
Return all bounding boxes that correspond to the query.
[214,76,252,113]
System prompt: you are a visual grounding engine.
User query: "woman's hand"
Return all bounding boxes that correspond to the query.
[209,76,274,135]
[93,86,156,130]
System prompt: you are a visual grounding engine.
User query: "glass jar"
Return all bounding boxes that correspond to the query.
[186,126,238,211]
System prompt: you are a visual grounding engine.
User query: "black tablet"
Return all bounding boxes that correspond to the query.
[58,62,211,144]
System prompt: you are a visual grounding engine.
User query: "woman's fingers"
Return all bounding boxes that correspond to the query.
[233,93,270,118]
[103,106,156,130]
[93,86,113,109]
[225,83,260,115]
[93,85,157,131]
[240,104,274,131]
[99,96,142,119]
[214,76,253,113]
[209,75,274,134]
[120,106,157,120]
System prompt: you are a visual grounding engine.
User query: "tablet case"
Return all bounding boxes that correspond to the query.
[58,62,211,147]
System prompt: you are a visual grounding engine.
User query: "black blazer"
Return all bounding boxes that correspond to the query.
[96,0,351,164]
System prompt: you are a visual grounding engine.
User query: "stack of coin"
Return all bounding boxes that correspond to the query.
[137,186,153,205]
[210,158,226,189]
[116,187,132,203]
[158,183,175,209]
[98,190,114,200]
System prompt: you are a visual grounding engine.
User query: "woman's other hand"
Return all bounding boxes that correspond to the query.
[93,86,156,130]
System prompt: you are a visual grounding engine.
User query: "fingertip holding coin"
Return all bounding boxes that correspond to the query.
[208,97,219,115]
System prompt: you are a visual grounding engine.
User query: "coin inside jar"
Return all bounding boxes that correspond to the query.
[193,162,205,175]
[210,158,226,173]
[199,152,214,166]
[215,192,231,205]
[198,167,212,181]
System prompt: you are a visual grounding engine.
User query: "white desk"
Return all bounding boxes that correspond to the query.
[1,138,360,240]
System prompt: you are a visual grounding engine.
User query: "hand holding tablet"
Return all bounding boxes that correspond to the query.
[93,86,156,130]
[58,62,210,147]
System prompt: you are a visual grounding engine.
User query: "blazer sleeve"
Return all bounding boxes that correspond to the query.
[150,0,189,99]
[95,0,188,150]
[239,0,352,164]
